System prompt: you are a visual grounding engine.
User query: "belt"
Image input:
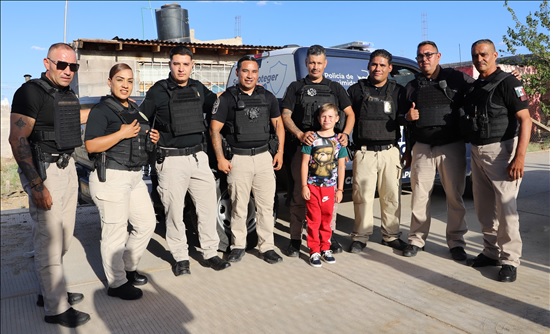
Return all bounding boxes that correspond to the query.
[42,153,71,164]
[159,144,204,157]
[361,144,394,152]
[106,160,142,172]
[231,144,269,156]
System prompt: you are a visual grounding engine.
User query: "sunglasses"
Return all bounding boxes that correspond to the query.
[47,57,80,72]
[415,52,438,61]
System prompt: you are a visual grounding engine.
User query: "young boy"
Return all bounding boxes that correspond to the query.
[301,103,348,267]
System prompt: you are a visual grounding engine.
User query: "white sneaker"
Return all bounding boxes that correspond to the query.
[309,253,322,268]
[322,250,336,264]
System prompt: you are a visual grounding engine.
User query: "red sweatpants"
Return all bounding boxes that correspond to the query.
[306,185,335,254]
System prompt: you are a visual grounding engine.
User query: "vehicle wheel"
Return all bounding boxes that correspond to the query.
[215,176,258,252]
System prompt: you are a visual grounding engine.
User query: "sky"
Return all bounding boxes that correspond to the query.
[0,0,547,104]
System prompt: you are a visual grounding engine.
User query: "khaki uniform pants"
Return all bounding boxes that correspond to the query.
[90,169,156,288]
[289,147,337,241]
[351,146,402,243]
[408,141,467,248]
[471,138,522,266]
[228,151,276,253]
[156,152,219,261]
[20,159,77,316]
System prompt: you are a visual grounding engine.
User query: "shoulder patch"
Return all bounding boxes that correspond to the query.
[212,97,220,114]
[514,86,528,101]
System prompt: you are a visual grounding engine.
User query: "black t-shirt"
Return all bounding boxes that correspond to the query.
[140,75,216,148]
[405,67,474,145]
[347,79,409,146]
[281,77,352,131]
[11,72,77,154]
[211,85,280,148]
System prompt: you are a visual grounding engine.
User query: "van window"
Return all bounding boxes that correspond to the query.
[390,65,417,87]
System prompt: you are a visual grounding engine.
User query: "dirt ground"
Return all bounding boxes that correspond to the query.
[1,192,28,211]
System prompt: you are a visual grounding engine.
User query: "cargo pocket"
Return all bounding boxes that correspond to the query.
[95,191,127,224]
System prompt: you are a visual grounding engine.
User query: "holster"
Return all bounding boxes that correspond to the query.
[268,134,279,156]
[95,152,107,182]
[222,138,233,160]
[31,143,47,181]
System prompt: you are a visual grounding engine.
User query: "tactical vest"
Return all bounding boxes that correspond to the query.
[159,80,206,136]
[357,79,397,141]
[102,96,150,168]
[29,79,82,150]
[466,71,511,140]
[297,80,338,130]
[227,86,270,143]
[415,78,455,128]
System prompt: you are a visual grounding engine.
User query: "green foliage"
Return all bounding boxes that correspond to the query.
[1,158,23,198]
[502,0,550,117]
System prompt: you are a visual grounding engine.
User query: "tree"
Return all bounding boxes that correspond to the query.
[502,0,550,120]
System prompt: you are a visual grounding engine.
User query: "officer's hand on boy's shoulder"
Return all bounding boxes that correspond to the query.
[337,133,349,146]
[300,131,315,145]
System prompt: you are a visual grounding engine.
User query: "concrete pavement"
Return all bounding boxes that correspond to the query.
[1,151,549,333]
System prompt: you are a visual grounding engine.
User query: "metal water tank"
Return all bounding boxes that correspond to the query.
[155,3,190,42]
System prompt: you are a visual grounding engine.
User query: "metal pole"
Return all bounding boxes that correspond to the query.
[64,0,68,43]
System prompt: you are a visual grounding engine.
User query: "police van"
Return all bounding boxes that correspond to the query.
[225,44,422,190]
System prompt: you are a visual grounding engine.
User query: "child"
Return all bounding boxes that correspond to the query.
[301,103,347,267]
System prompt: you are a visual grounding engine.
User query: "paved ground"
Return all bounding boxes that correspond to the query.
[1,151,549,334]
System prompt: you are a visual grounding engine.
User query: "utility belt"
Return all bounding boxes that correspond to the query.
[231,144,269,156]
[156,144,205,164]
[358,144,395,152]
[106,160,143,172]
[31,142,71,181]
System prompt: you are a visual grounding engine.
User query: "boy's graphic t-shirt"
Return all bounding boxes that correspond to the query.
[301,133,348,187]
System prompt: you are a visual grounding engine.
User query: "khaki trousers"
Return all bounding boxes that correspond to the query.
[408,141,467,248]
[351,146,402,243]
[90,169,156,288]
[228,151,276,253]
[471,138,522,266]
[156,152,219,261]
[20,159,77,316]
[289,147,337,241]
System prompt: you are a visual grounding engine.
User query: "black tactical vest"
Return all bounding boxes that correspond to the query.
[357,80,397,141]
[415,78,455,128]
[29,79,82,150]
[465,71,511,141]
[227,86,270,143]
[160,80,206,136]
[102,96,150,168]
[296,79,338,130]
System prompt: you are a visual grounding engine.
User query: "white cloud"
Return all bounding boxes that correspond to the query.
[31,46,46,51]
[257,1,267,6]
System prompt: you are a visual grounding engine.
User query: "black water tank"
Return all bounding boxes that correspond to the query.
[156,3,190,42]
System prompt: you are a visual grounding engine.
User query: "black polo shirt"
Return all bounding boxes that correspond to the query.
[347,79,409,146]
[211,85,280,149]
[140,75,216,148]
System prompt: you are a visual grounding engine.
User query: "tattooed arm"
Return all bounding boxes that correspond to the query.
[8,113,52,210]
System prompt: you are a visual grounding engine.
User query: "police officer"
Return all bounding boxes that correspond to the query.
[281,45,355,257]
[210,56,285,264]
[141,46,230,275]
[85,63,158,300]
[403,41,473,261]
[9,43,90,327]
[464,39,531,282]
[346,49,409,253]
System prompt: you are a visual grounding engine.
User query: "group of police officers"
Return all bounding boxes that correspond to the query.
[9,39,530,328]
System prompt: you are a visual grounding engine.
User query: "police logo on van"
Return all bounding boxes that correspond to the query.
[307,88,317,97]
